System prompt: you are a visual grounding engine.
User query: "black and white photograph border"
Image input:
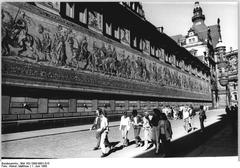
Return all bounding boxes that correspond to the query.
[1,0,239,167]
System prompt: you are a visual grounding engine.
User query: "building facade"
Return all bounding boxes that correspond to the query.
[215,44,238,107]
[171,2,221,108]
[2,2,211,133]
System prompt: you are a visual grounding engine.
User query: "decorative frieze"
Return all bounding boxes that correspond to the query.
[2,2,211,100]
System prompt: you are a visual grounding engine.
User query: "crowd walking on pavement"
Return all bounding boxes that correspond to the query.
[89,104,226,158]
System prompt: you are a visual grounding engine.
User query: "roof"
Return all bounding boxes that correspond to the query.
[171,34,186,45]
[192,24,220,48]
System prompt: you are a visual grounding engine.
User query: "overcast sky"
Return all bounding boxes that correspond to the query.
[142,1,238,51]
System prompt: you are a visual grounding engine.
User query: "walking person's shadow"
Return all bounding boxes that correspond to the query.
[109,140,136,154]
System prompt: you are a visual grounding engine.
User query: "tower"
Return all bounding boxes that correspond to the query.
[192,2,206,26]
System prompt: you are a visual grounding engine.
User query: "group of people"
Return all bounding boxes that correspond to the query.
[90,105,208,158]
[90,108,173,157]
[121,109,173,156]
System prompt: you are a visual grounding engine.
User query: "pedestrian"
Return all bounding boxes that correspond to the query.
[90,108,101,150]
[173,107,178,120]
[183,106,192,133]
[142,111,152,150]
[179,105,184,119]
[199,105,206,132]
[131,109,143,147]
[158,112,173,157]
[188,105,194,129]
[225,105,230,116]
[98,108,111,157]
[119,111,131,147]
[150,108,161,154]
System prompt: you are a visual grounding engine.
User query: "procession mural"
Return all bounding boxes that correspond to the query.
[1,3,211,95]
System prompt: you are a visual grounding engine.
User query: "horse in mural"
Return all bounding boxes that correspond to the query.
[2,9,34,56]
[68,36,94,70]
[101,56,122,75]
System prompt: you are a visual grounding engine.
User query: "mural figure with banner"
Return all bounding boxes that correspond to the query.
[2,9,34,56]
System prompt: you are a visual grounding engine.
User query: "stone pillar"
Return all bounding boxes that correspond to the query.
[110,100,115,113]
[69,99,77,113]
[147,101,150,110]
[38,98,48,113]
[92,99,98,111]
[125,100,129,111]
[2,96,10,114]
[137,100,140,110]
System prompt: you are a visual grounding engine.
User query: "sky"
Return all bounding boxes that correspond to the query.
[142,1,238,52]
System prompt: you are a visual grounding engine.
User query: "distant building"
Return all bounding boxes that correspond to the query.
[2,2,211,133]
[215,43,238,107]
[171,1,222,108]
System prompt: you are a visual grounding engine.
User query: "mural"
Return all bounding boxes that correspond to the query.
[1,3,210,94]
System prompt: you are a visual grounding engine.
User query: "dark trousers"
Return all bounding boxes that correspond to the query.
[160,134,170,155]
[133,127,141,144]
[200,118,204,131]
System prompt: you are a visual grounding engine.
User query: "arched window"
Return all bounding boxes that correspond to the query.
[66,3,75,18]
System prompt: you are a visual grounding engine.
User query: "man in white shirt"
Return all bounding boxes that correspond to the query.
[183,106,193,133]
[119,111,131,147]
[98,109,111,157]
[90,109,101,150]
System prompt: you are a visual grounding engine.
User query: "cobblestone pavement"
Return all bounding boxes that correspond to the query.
[2,108,231,158]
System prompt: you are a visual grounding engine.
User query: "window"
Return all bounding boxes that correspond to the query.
[126,2,130,7]
[66,3,75,18]
[176,59,179,67]
[136,6,139,13]
[133,37,137,47]
[132,2,135,10]
[79,8,87,24]
[121,28,130,45]
[113,26,120,39]
[156,48,159,58]
[151,46,155,56]
[105,22,112,36]
[233,84,237,90]
[88,10,103,32]
[139,39,143,50]
[234,94,238,100]
[159,48,164,60]
[142,39,150,54]
[172,55,176,65]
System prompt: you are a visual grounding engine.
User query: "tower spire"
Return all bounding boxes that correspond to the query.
[192,2,205,24]
[217,18,222,42]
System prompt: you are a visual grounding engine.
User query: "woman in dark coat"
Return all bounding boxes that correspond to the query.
[150,108,161,154]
